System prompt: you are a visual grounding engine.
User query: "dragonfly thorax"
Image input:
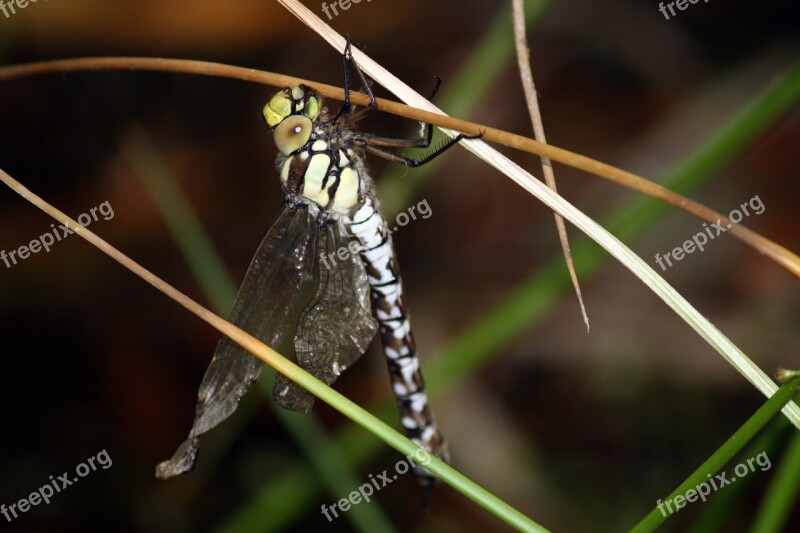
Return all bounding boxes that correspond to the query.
[277,130,363,215]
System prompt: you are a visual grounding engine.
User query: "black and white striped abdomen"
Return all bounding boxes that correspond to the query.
[346,198,448,472]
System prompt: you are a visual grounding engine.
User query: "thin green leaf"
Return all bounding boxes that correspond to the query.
[749,427,800,532]
[629,376,800,533]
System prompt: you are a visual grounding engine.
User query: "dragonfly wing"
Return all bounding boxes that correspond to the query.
[273,221,378,412]
[156,206,318,479]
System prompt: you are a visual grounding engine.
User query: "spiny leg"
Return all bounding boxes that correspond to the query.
[332,34,377,125]
[334,36,446,132]
[331,33,470,163]
[363,130,482,167]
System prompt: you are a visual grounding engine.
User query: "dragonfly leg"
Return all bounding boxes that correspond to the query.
[332,35,377,125]
[362,130,481,167]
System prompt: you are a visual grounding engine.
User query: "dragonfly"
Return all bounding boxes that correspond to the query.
[156,39,477,487]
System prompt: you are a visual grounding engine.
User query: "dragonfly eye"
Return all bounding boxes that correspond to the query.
[303,94,322,121]
[274,115,312,155]
[264,85,323,128]
[263,90,293,128]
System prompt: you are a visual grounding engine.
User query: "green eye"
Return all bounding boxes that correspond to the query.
[291,85,305,100]
[304,95,322,120]
[273,115,312,156]
[263,90,293,127]
[263,86,323,128]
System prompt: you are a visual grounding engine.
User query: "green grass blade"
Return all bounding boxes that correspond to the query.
[749,427,800,532]
[121,131,239,312]
[261,384,398,533]
[629,377,800,533]
[686,418,794,533]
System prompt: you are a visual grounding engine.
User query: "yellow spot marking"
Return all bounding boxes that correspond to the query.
[302,154,332,206]
[280,156,293,186]
[332,167,359,212]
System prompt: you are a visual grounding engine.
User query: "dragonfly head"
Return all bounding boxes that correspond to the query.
[263,85,323,156]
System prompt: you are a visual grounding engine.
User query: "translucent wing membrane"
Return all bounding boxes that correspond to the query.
[156,206,319,479]
[273,222,377,412]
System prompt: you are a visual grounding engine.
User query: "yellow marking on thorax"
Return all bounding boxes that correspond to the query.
[280,156,293,186]
[281,149,361,214]
[331,167,359,212]
[301,153,332,207]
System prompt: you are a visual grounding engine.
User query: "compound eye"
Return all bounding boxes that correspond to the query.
[263,90,292,127]
[304,94,322,120]
[273,115,312,156]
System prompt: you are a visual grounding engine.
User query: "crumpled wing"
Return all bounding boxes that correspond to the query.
[156,206,319,479]
[273,221,377,412]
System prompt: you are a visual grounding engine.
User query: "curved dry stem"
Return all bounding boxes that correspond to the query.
[512,0,589,332]
[0,166,542,533]
[0,166,288,375]
[1,56,796,278]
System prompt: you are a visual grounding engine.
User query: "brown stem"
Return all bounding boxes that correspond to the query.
[1,56,798,278]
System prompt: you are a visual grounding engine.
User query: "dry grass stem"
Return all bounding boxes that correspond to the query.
[512,0,589,331]
[1,57,795,278]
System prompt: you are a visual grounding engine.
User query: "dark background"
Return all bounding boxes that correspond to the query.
[0,0,798,531]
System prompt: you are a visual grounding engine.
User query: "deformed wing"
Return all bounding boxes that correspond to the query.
[273,221,377,412]
[156,206,319,479]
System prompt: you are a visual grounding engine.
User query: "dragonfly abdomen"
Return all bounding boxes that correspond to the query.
[347,198,448,485]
